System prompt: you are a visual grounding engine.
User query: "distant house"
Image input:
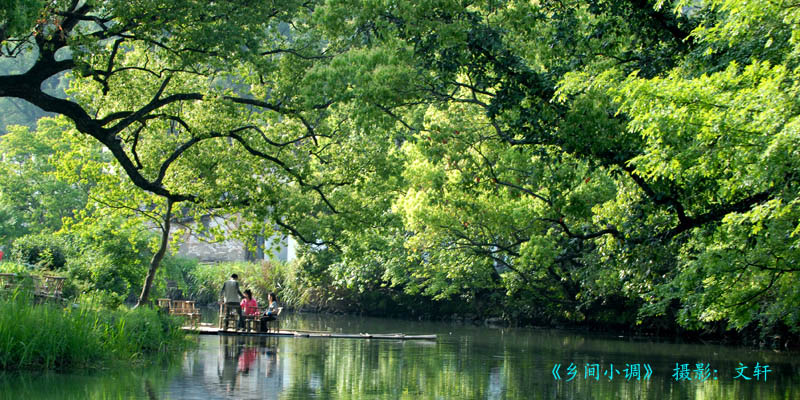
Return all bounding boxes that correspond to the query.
[171,214,297,263]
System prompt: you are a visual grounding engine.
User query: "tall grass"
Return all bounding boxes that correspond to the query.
[190,260,306,307]
[0,289,189,371]
[189,260,382,313]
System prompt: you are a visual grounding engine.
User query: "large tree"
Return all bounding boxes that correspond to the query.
[307,0,799,334]
[4,0,798,336]
[1,0,356,306]
[2,0,425,307]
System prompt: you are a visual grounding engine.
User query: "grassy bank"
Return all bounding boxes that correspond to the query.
[0,290,190,371]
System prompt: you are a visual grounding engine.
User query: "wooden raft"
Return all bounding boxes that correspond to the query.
[182,323,437,341]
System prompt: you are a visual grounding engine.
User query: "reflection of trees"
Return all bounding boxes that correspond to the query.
[144,380,159,400]
[275,333,795,400]
[0,361,184,399]
[1,331,797,399]
[281,338,502,399]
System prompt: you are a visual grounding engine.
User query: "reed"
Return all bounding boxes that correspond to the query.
[190,260,301,306]
[189,260,406,314]
[0,289,189,371]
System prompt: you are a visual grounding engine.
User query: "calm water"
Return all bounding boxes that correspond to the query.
[1,313,798,399]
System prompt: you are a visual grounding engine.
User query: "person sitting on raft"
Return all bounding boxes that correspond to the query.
[262,292,278,321]
[240,289,259,316]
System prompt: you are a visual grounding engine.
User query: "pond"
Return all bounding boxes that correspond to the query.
[1,313,798,399]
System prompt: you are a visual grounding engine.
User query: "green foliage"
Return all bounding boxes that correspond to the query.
[186,257,437,317]
[190,260,297,307]
[2,0,798,341]
[0,119,88,241]
[0,260,29,274]
[0,0,45,39]
[0,293,189,371]
[8,222,156,301]
[65,216,155,298]
[302,0,800,337]
[153,255,200,299]
[10,232,71,270]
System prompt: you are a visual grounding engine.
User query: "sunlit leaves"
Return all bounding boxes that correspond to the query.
[0,118,87,240]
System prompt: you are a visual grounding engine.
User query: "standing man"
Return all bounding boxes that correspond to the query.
[220,273,245,331]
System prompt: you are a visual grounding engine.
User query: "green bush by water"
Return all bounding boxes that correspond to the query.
[0,290,190,371]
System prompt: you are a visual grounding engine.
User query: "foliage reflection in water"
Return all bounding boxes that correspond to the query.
[1,314,798,399]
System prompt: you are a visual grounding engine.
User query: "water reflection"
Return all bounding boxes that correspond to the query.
[178,316,800,400]
[0,362,181,400]
[178,335,285,399]
[1,315,798,399]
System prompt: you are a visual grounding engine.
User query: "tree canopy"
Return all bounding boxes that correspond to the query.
[2,0,798,337]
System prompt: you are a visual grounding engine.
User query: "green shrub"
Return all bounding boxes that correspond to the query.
[0,292,190,371]
[67,217,154,299]
[76,289,126,310]
[0,260,31,274]
[9,220,161,302]
[152,255,200,299]
[10,233,72,270]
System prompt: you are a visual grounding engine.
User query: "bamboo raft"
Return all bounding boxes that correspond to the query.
[182,323,437,341]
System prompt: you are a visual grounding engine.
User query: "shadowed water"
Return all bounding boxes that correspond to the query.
[1,313,798,399]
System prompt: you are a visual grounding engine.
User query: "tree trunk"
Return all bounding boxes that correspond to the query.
[136,198,174,308]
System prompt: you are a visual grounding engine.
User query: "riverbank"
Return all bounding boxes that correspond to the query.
[170,259,800,351]
[0,291,191,371]
[189,298,800,351]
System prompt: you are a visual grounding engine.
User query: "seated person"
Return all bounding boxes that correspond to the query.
[262,292,279,321]
[240,289,259,316]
